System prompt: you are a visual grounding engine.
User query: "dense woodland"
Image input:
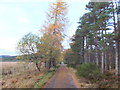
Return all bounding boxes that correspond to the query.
[65,1,120,76]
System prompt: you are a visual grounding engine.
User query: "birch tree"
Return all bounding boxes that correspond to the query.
[17,33,42,71]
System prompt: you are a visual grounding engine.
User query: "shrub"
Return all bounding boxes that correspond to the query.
[76,63,101,79]
[67,64,76,68]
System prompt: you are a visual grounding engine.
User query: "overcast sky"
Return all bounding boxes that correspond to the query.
[0,0,89,56]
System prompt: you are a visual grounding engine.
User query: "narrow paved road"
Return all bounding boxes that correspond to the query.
[44,65,78,88]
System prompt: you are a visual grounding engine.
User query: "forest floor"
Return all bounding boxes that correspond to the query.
[43,64,79,88]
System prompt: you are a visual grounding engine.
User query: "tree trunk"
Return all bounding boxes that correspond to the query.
[90,45,92,63]
[116,0,120,75]
[113,1,120,75]
[101,51,104,74]
[95,34,99,66]
[95,46,99,66]
[48,58,52,70]
[109,52,112,71]
[82,36,84,63]
[45,61,47,68]
[53,59,56,67]
[86,37,89,64]
[35,62,40,72]
[115,42,119,75]
[88,51,91,63]
[105,51,107,71]
[118,42,120,75]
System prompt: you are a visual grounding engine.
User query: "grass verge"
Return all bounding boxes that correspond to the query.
[34,70,56,88]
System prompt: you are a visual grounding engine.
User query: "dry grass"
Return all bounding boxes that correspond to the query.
[0,62,44,88]
[1,62,36,77]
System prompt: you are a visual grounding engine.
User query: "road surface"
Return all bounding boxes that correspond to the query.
[44,65,79,88]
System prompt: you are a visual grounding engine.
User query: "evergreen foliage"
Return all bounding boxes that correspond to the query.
[65,1,120,75]
[76,63,101,78]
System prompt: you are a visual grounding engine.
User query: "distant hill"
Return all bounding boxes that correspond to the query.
[0,55,18,62]
[0,55,11,58]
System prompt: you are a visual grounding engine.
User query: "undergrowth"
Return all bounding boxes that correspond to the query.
[75,63,119,88]
[76,63,101,79]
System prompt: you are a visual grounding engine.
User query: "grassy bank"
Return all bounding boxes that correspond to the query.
[34,70,56,88]
[34,65,59,88]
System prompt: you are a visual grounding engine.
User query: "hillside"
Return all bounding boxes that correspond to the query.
[0,55,18,62]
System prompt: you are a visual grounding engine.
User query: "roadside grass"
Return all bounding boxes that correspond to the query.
[34,70,56,88]
[2,70,44,88]
[69,64,119,88]
[1,62,37,79]
[1,62,59,88]
[1,62,45,88]
[1,62,38,88]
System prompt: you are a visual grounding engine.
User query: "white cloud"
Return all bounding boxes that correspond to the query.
[17,17,30,24]
[0,37,17,51]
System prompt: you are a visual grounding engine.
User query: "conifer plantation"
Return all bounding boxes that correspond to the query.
[65,1,120,88]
